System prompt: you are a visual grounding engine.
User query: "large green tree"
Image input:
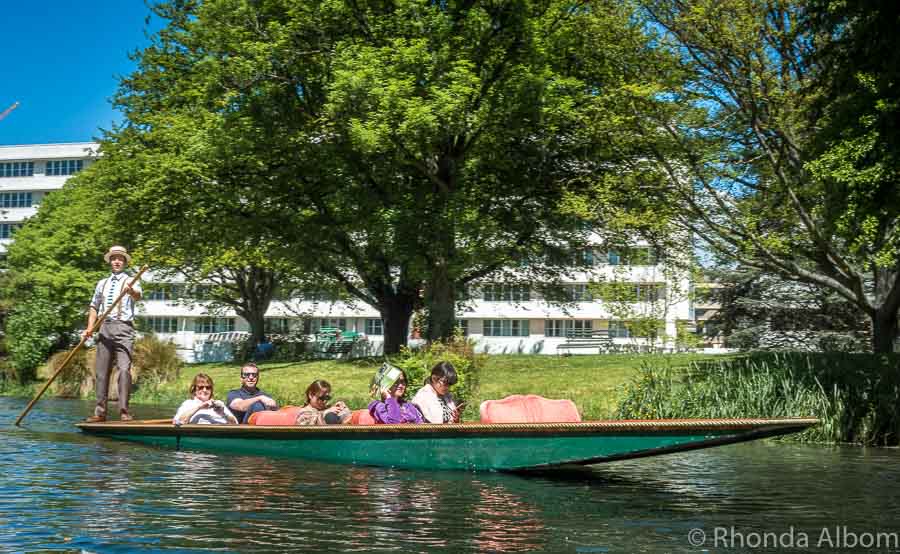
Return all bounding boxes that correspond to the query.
[2,171,121,377]
[624,0,900,352]
[70,118,306,346]
[102,0,655,352]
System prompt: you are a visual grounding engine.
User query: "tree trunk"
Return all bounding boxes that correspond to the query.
[228,266,277,348]
[425,262,456,342]
[243,309,267,346]
[381,293,416,355]
[424,197,457,342]
[871,308,899,354]
[870,267,900,354]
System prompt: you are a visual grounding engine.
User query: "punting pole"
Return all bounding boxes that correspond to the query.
[14,265,149,426]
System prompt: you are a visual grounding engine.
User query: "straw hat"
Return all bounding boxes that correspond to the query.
[103,245,132,264]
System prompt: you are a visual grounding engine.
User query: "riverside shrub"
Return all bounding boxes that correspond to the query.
[390,333,485,406]
[615,352,900,445]
[37,334,183,398]
[6,294,64,383]
[132,334,183,388]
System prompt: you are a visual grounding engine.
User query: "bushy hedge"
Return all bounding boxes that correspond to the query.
[389,334,485,406]
[38,334,184,398]
[615,352,900,445]
[6,294,65,383]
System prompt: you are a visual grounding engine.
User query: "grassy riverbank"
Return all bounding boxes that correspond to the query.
[6,349,898,444]
[125,353,715,420]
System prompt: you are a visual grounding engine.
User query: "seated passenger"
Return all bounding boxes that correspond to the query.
[295,379,351,425]
[227,363,278,423]
[411,361,465,424]
[173,373,238,425]
[368,367,424,424]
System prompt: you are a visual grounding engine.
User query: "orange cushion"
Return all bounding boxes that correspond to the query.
[350,409,377,425]
[479,395,581,423]
[248,406,303,426]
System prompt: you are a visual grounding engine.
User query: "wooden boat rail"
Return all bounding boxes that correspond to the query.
[78,417,820,436]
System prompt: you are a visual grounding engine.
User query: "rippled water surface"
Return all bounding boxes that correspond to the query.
[3,397,900,553]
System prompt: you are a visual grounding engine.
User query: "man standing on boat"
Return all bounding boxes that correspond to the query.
[227,362,278,423]
[82,246,142,422]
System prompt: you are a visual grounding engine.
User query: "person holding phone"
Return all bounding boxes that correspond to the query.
[295,379,352,425]
[173,373,238,425]
[412,361,464,424]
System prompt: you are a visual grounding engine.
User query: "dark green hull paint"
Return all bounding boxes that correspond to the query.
[77,418,818,471]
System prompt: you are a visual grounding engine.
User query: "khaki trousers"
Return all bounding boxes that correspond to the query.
[94,320,135,417]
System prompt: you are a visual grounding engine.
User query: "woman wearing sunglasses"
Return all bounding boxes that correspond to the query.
[295,379,352,425]
[173,373,238,425]
[368,368,425,424]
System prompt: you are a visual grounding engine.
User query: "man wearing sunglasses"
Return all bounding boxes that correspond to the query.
[226,362,278,423]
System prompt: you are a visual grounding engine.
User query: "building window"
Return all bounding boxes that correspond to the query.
[545,319,592,337]
[0,162,34,177]
[314,318,347,331]
[0,223,20,239]
[565,284,593,302]
[365,318,384,335]
[483,319,530,337]
[0,192,33,208]
[571,248,595,267]
[596,282,666,303]
[265,318,292,334]
[456,319,469,336]
[46,159,83,176]
[606,247,660,266]
[189,284,214,300]
[137,317,179,334]
[629,247,660,265]
[145,284,177,301]
[194,317,235,334]
[608,321,631,338]
[636,283,665,302]
[483,283,530,302]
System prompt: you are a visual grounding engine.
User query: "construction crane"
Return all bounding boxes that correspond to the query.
[0,101,20,122]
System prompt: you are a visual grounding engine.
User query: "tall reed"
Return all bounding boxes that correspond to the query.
[615,352,900,445]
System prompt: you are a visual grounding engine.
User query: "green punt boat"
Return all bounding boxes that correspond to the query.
[76,417,818,472]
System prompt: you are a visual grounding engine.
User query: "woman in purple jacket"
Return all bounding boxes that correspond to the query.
[368,369,425,424]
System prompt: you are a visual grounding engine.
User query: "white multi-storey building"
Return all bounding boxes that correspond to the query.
[2,142,692,361]
[0,143,97,251]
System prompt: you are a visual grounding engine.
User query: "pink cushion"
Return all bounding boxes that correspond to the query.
[350,409,377,425]
[248,406,302,426]
[479,395,581,423]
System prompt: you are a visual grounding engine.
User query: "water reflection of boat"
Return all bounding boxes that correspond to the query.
[76,417,817,472]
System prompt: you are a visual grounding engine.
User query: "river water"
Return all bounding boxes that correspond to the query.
[3,397,900,553]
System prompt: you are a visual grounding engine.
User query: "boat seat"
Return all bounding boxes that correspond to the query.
[479,395,581,423]
[350,409,377,425]
[248,406,303,426]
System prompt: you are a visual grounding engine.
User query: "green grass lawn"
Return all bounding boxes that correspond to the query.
[476,354,715,419]
[130,353,717,421]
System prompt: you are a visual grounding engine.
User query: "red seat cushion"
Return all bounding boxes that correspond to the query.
[479,395,581,423]
[248,406,303,426]
[350,409,377,425]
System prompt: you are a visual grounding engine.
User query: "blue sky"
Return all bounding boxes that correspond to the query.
[0,2,160,146]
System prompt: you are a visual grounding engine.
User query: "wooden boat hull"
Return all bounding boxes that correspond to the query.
[76,417,818,471]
